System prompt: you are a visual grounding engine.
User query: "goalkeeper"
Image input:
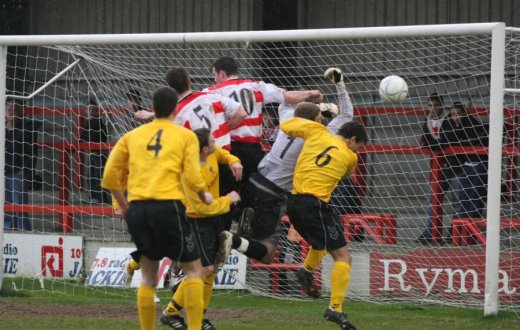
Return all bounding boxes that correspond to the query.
[219,68,355,271]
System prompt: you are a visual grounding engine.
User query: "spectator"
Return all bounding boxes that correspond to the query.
[80,99,111,204]
[418,101,488,244]
[418,93,448,148]
[261,107,279,147]
[417,93,449,243]
[4,98,40,231]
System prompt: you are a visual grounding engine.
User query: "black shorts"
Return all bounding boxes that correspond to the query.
[243,172,286,241]
[286,194,347,251]
[230,141,264,185]
[190,215,227,267]
[125,200,200,262]
[219,163,238,196]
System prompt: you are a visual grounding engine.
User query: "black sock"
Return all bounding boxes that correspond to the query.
[244,240,268,261]
[231,234,242,249]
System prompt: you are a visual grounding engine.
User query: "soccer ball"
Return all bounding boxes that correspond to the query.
[379,75,408,103]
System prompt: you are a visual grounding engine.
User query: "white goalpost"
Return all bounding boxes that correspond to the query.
[0,23,518,317]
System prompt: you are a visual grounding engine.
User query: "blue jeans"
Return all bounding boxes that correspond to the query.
[453,163,487,219]
[422,163,487,239]
[5,171,31,230]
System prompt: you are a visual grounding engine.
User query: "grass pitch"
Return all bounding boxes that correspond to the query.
[0,278,517,329]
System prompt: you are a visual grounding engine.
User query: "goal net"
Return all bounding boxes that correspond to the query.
[1,23,518,314]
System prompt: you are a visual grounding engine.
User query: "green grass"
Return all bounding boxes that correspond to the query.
[0,278,518,330]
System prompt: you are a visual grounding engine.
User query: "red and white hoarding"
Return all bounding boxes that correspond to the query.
[370,249,520,303]
[2,233,83,279]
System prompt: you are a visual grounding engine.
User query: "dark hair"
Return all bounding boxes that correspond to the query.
[88,98,98,106]
[428,93,444,105]
[165,67,190,94]
[294,102,320,120]
[152,87,178,118]
[451,101,466,115]
[212,57,239,75]
[193,128,211,151]
[337,121,369,144]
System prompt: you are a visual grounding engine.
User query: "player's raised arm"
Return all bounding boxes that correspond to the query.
[134,110,155,121]
[324,67,355,133]
[277,102,295,123]
[283,89,323,105]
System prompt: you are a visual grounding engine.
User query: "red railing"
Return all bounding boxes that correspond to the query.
[452,218,520,246]
[5,106,520,235]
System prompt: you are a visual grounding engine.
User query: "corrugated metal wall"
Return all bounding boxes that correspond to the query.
[28,0,261,34]
[25,0,520,35]
[300,0,520,28]
[15,0,520,104]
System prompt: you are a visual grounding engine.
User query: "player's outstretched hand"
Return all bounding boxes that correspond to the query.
[324,67,345,88]
[227,191,241,203]
[318,103,339,117]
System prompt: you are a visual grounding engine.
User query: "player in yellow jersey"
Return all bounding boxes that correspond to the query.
[102,86,212,330]
[160,127,242,330]
[281,113,368,330]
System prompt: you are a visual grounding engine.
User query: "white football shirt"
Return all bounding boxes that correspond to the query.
[174,91,242,149]
[205,78,285,143]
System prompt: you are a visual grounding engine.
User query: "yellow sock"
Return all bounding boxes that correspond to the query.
[329,261,351,313]
[184,278,204,330]
[203,273,217,311]
[127,259,141,274]
[303,248,327,272]
[137,284,156,330]
[165,279,186,316]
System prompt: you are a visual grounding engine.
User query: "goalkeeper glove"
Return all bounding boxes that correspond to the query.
[324,67,345,88]
[318,103,339,118]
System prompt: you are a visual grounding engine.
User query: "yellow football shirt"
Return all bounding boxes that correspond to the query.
[280,117,358,203]
[102,118,205,202]
[183,147,240,218]
[110,165,128,211]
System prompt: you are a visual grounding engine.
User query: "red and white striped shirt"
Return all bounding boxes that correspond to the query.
[205,79,285,144]
[174,91,242,150]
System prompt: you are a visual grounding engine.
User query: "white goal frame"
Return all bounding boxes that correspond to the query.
[0,22,506,316]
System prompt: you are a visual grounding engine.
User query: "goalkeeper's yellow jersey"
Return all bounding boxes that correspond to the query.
[102,118,205,202]
[183,147,240,218]
[280,117,358,203]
